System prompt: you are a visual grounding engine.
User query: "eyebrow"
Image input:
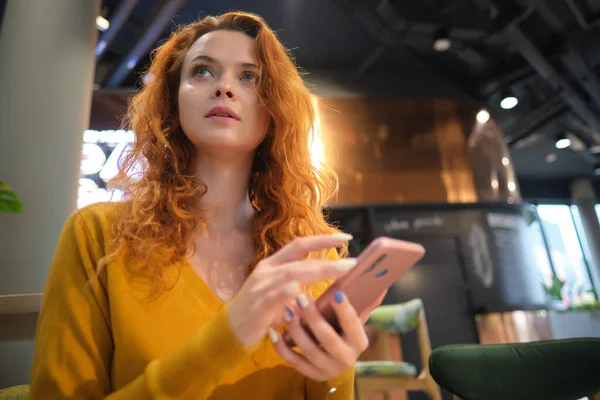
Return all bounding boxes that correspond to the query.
[190,55,258,70]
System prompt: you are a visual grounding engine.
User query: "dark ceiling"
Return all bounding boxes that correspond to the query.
[4,0,600,188]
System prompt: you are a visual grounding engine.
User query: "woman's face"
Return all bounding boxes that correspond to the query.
[178,30,270,157]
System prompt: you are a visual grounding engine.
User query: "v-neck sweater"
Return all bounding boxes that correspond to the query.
[30,202,354,399]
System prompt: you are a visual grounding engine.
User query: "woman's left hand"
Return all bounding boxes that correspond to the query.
[270,289,385,382]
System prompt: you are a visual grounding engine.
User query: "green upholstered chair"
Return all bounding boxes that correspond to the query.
[0,385,29,400]
[429,338,600,400]
[355,299,441,400]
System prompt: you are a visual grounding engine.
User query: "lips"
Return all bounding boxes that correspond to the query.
[205,106,240,121]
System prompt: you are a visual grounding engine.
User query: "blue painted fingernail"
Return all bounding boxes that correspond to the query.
[334,290,344,304]
[297,294,309,309]
[284,306,294,321]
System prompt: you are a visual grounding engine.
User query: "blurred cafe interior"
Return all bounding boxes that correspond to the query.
[0,0,599,399]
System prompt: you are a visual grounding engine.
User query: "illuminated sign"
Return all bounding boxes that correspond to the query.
[78,130,137,209]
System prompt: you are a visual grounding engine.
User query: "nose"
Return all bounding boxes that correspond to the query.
[212,75,235,100]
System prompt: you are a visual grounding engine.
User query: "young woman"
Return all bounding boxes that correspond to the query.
[30,11,383,399]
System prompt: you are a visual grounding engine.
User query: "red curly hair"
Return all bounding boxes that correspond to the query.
[103,11,347,292]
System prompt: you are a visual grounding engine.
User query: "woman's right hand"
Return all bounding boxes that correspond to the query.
[227,234,357,347]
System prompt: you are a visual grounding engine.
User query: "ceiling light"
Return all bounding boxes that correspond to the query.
[555,138,571,149]
[555,134,571,149]
[433,28,451,52]
[500,96,518,109]
[96,16,110,32]
[476,109,490,123]
[502,157,510,166]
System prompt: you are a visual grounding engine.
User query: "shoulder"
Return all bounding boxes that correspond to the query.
[49,202,129,284]
[76,201,127,225]
[67,201,128,252]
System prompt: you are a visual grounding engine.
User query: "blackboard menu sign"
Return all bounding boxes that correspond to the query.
[484,211,546,308]
[326,207,372,257]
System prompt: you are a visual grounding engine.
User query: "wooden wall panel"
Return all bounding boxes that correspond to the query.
[318,98,478,205]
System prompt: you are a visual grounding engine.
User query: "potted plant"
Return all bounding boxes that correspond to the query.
[0,180,23,213]
[568,288,600,313]
[542,276,600,312]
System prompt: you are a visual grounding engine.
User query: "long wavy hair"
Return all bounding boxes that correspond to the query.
[102,11,347,292]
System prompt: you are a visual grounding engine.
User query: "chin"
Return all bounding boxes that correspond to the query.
[189,133,259,158]
[182,120,266,156]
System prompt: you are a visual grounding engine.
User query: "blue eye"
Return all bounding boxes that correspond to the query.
[193,65,212,78]
[241,71,256,83]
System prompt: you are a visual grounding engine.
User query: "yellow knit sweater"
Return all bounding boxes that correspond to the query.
[30,202,354,399]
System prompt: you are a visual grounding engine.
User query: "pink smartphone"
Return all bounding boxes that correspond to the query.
[283,236,425,346]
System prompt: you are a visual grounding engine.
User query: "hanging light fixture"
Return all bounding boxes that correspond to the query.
[476,109,490,123]
[433,28,452,52]
[497,88,519,110]
[500,95,519,110]
[555,133,571,149]
[96,16,110,32]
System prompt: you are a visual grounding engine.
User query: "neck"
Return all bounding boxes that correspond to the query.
[192,152,256,234]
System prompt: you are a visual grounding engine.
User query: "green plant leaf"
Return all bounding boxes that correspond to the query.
[0,184,23,213]
[541,276,564,301]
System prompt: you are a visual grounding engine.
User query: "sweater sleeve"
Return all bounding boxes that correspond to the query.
[30,212,254,399]
[306,370,355,400]
[305,248,355,400]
